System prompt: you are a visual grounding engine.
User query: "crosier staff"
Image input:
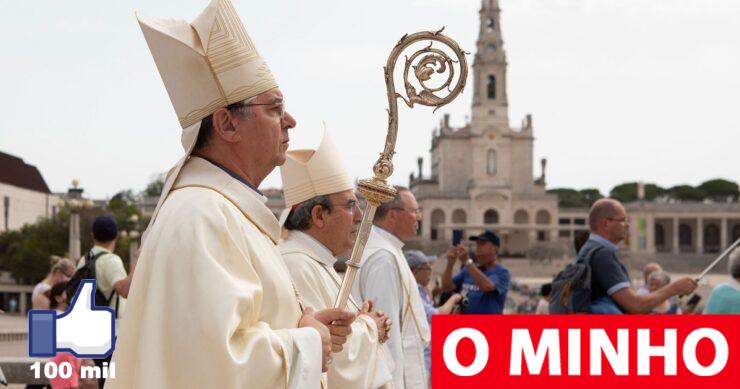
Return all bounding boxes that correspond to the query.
[680,238,740,301]
[697,238,740,282]
[333,28,468,309]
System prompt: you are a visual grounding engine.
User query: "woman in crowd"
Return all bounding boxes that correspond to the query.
[32,256,75,310]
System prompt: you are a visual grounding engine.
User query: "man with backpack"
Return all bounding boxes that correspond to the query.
[551,199,697,314]
[72,215,134,317]
[67,215,134,388]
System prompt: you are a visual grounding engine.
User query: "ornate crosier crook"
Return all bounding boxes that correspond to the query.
[334,28,468,309]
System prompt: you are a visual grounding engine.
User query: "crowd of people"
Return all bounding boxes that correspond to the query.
[404,198,740,319]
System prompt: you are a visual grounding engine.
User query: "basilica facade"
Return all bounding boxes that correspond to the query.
[409,0,559,255]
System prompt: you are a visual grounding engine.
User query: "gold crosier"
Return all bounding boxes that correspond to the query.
[333,28,468,309]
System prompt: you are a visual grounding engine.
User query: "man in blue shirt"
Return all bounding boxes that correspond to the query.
[584,198,697,313]
[441,230,510,314]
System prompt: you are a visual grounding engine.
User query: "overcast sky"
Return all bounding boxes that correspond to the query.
[0,0,737,199]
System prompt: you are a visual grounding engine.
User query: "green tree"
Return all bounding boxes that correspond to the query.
[143,173,165,197]
[108,190,141,232]
[547,188,605,207]
[644,184,668,200]
[579,188,603,206]
[610,182,667,202]
[668,185,706,202]
[698,179,739,202]
[104,190,142,264]
[609,182,638,202]
[0,230,22,271]
[2,216,68,284]
[0,199,138,283]
[547,188,585,208]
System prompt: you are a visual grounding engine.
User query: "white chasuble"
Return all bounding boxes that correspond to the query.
[352,227,430,389]
[280,231,394,389]
[107,157,322,389]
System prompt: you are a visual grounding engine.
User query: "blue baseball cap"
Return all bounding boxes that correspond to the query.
[92,215,118,242]
[470,230,501,247]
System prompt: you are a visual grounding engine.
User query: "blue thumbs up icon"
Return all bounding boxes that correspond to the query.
[28,280,116,358]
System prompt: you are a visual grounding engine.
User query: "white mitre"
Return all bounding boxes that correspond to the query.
[139,0,276,132]
[279,130,354,224]
[137,0,277,240]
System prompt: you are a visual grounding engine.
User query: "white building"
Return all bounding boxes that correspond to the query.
[0,151,60,233]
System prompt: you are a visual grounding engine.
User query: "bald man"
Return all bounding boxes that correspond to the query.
[582,199,697,314]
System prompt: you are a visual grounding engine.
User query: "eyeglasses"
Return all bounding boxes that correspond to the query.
[391,207,422,216]
[607,217,630,224]
[330,201,360,213]
[230,99,286,119]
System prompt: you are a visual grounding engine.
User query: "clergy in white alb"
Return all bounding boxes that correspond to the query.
[107,1,355,388]
[278,132,395,388]
[351,188,431,389]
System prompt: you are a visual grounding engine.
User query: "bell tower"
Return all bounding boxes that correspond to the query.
[471,0,509,132]
[468,0,512,192]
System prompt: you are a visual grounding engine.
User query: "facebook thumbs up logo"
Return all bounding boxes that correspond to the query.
[28,280,115,358]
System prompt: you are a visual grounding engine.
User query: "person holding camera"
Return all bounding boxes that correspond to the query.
[441,231,510,314]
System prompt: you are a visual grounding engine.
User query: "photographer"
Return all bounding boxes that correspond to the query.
[441,231,510,314]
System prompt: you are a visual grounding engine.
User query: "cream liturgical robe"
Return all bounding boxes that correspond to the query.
[280,231,394,389]
[107,157,323,389]
[352,227,431,389]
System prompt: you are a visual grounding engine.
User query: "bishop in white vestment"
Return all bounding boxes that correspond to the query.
[278,132,395,388]
[109,1,354,387]
[110,157,322,388]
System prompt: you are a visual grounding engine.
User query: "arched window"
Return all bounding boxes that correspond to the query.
[487,75,496,99]
[514,210,529,224]
[486,149,497,175]
[704,224,720,253]
[655,224,665,247]
[704,225,719,246]
[536,210,551,225]
[452,209,467,224]
[487,17,495,32]
[679,224,692,247]
[431,209,445,241]
[483,209,499,224]
[535,210,550,241]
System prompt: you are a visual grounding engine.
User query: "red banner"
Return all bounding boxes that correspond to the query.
[432,315,740,388]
